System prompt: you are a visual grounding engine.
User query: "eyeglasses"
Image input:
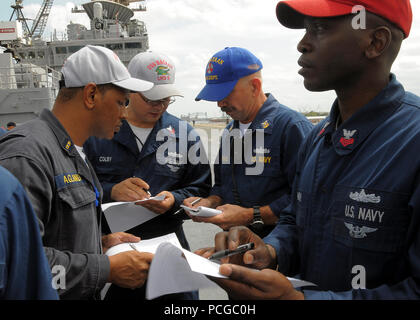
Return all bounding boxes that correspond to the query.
[139,94,176,107]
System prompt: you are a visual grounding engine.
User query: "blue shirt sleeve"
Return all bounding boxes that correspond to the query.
[264,202,300,275]
[0,166,59,300]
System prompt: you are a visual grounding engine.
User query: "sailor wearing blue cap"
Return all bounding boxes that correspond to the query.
[185,47,313,237]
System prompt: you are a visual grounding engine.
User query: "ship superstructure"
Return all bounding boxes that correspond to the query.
[0,0,149,125]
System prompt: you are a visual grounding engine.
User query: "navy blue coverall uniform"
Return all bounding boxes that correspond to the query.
[0,165,59,300]
[265,75,420,299]
[0,109,109,300]
[84,111,211,300]
[211,94,313,237]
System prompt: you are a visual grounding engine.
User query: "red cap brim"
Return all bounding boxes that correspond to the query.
[276,0,355,29]
[276,0,412,38]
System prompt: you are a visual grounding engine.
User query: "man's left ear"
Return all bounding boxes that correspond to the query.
[365,26,392,59]
[83,83,98,110]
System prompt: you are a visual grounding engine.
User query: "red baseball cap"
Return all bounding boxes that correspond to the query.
[276,0,412,38]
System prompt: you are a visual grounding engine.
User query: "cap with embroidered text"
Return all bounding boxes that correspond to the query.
[276,0,412,38]
[128,51,183,100]
[60,45,153,92]
[195,47,263,102]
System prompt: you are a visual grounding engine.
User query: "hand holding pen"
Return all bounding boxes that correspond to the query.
[110,177,150,202]
[209,243,255,261]
[209,226,278,270]
[143,188,151,197]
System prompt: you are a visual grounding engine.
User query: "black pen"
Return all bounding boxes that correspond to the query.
[208,242,255,261]
[173,197,202,215]
[132,176,151,197]
[129,243,139,252]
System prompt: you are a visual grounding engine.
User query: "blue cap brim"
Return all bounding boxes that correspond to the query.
[195,80,238,102]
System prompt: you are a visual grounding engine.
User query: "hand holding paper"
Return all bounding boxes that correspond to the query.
[144,241,315,300]
[103,234,225,300]
[146,242,227,299]
[180,205,222,217]
[137,191,175,214]
[101,232,140,253]
[134,194,166,203]
[105,233,182,256]
[213,263,314,300]
[104,233,315,300]
[101,233,181,298]
[184,204,257,231]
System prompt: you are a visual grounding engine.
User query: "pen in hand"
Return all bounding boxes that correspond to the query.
[173,197,202,215]
[132,176,151,198]
[129,243,139,252]
[208,242,255,261]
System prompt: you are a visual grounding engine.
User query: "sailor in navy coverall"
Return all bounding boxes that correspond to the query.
[208,94,313,237]
[185,47,312,238]
[84,113,211,246]
[263,74,420,299]
[205,0,420,300]
[84,52,211,300]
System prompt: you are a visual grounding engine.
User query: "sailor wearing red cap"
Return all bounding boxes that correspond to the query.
[207,0,420,300]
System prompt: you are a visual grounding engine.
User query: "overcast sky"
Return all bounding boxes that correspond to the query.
[2,0,420,118]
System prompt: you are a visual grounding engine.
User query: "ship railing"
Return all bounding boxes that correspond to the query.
[0,64,61,90]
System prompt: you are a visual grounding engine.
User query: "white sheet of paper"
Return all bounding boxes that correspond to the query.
[180,205,222,217]
[104,233,182,256]
[102,201,160,233]
[146,242,226,300]
[101,233,182,300]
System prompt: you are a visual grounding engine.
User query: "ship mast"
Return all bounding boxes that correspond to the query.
[9,0,30,37]
[30,0,55,40]
[9,0,55,42]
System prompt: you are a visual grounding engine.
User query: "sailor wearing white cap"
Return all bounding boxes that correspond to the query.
[0,45,154,299]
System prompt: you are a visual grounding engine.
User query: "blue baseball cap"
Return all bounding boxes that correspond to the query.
[195,47,263,102]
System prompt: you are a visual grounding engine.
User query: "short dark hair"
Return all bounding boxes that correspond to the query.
[56,83,123,103]
[366,12,404,66]
[7,122,16,127]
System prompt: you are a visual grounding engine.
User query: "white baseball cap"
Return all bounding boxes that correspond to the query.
[61,45,153,92]
[127,51,183,100]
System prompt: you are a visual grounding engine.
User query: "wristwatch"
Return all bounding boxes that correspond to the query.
[250,206,264,228]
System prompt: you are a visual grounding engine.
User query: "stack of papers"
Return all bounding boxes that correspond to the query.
[146,242,226,299]
[103,233,316,300]
[103,233,225,299]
